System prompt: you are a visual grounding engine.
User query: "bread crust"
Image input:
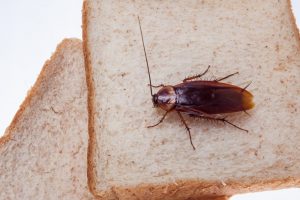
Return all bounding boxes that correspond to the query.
[0,39,82,147]
[101,178,300,200]
[82,0,99,196]
[92,177,299,199]
[82,0,300,199]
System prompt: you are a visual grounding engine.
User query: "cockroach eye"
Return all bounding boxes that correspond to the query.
[152,94,158,107]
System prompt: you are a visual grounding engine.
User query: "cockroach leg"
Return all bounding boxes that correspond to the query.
[147,109,172,128]
[242,81,252,92]
[148,83,165,88]
[189,115,248,132]
[215,72,239,82]
[243,110,251,116]
[221,117,248,132]
[183,65,211,82]
[177,111,196,150]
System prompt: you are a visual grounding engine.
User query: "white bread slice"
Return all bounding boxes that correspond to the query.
[0,39,94,199]
[83,0,300,199]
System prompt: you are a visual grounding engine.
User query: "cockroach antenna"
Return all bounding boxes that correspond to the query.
[138,16,153,97]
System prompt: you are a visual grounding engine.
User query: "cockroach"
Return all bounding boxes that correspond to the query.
[138,17,254,150]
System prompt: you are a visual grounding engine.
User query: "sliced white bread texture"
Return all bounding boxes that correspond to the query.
[83,0,300,199]
[0,39,94,200]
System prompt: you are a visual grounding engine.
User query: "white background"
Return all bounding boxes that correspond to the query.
[0,1,299,199]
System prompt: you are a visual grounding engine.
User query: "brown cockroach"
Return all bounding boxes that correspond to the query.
[138,17,254,150]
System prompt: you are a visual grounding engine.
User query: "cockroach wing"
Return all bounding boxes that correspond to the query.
[174,81,254,114]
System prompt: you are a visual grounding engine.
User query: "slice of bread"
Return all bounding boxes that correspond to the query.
[83,0,300,199]
[0,39,94,199]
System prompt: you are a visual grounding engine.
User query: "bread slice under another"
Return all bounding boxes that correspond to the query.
[0,39,94,199]
[83,0,300,199]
